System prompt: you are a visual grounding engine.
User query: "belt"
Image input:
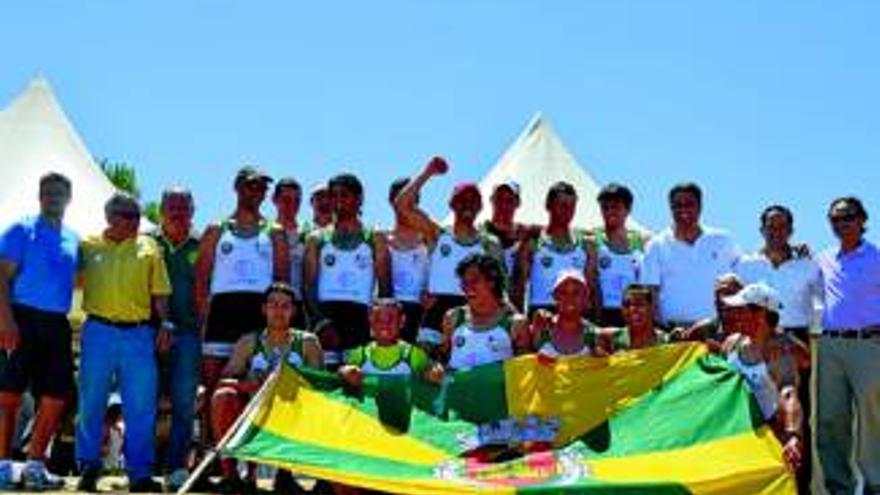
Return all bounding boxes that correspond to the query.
[823,328,880,339]
[88,314,150,329]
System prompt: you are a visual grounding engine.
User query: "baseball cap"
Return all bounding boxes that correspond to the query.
[451,182,481,200]
[493,179,521,197]
[234,165,273,187]
[722,283,782,313]
[553,269,587,291]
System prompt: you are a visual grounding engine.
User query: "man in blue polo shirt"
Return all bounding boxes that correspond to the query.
[815,196,880,495]
[0,172,79,490]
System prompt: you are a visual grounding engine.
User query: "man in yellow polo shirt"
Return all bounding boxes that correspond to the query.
[75,192,171,493]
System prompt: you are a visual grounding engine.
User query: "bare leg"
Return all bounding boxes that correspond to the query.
[0,392,22,458]
[27,396,66,460]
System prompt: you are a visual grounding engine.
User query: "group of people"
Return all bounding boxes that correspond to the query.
[0,156,877,495]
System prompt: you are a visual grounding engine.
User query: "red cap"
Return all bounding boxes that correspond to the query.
[451,182,481,200]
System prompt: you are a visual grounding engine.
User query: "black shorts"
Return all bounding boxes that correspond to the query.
[598,308,625,327]
[319,301,370,351]
[421,294,467,331]
[0,304,74,398]
[205,292,266,344]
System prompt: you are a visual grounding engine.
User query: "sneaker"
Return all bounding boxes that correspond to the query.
[22,460,65,491]
[128,477,163,493]
[76,467,101,492]
[164,468,189,493]
[0,459,17,490]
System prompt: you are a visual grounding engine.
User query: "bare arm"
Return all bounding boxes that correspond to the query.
[393,157,447,246]
[511,240,533,311]
[0,261,20,350]
[373,231,391,298]
[270,225,291,283]
[303,232,324,324]
[194,224,221,329]
[221,333,257,378]
[301,332,324,369]
[584,236,601,320]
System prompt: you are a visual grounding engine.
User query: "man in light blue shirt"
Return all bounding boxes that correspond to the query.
[0,172,79,490]
[815,196,880,495]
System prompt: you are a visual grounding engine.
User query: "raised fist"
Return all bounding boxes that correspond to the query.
[426,156,449,176]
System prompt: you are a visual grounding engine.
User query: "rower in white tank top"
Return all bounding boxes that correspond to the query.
[428,230,487,296]
[210,220,274,295]
[594,228,644,309]
[316,229,376,306]
[529,234,588,308]
[389,242,430,303]
[446,307,515,370]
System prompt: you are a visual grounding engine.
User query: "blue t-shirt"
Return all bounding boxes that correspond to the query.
[0,216,80,313]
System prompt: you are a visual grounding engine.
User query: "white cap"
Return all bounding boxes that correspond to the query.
[553,269,587,291]
[722,283,782,313]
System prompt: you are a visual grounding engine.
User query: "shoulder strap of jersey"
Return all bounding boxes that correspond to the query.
[451,306,468,329]
[349,345,367,367]
[401,342,413,366]
[627,230,644,251]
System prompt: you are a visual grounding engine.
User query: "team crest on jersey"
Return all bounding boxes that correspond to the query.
[455,335,467,348]
[599,255,612,269]
[355,253,371,270]
[220,241,234,255]
[541,256,553,268]
[440,243,452,257]
[324,254,336,267]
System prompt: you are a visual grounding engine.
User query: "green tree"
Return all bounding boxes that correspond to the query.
[97,157,161,224]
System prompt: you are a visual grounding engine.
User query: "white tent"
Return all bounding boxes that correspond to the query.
[447,113,647,232]
[0,78,120,236]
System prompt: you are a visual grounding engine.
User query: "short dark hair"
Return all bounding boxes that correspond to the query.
[328,173,363,198]
[623,284,654,306]
[455,253,507,300]
[668,182,702,206]
[39,172,71,195]
[597,182,634,209]
[388,177,410,204]
[273,177,302,200]
[545,181,577,208]
[160,187,194,210]
[264,281,297,302]
[760,204,793,229]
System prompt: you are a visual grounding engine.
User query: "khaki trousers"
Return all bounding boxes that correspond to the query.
[816,336,880,495]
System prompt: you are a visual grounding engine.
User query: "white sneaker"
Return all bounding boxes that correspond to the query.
[21,460,64,491]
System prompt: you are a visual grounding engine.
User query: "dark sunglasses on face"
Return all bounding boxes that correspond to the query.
[113,210,140,220]
[830,213,858,224]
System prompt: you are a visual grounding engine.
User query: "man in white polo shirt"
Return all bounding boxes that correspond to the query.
[641,182,739,329]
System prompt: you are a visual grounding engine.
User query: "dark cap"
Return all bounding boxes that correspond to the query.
[493,179,521,197]
[234,165,273,187]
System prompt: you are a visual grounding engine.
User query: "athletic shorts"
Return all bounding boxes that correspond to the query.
[0,304,74,398]
[204,292,265,356]
[319,301,370,351]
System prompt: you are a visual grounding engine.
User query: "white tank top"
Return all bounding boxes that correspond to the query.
[448,310,514,370]
[210,222,274,295]
[317,231,375,305]
[249,332,304,376]
[359,344,414,376]
[596,230,644,309]
[502,243,518,277]
[528,235,588,307]
[728,351,779,420]
[538,341,592,358]
[390,243,430,303]
[428,231,486,296]
[286,229,306,299]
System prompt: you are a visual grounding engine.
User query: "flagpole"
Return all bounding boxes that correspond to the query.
[176,367,281,495]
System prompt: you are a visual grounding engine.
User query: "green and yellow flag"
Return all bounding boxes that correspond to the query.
[224,343,795,494]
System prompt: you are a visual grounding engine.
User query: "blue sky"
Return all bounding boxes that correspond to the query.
[2,1,879,250]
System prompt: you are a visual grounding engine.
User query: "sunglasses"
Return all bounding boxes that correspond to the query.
[830,213,858,224]
[113,210,141,220]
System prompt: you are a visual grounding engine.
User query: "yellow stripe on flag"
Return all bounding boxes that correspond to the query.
[252,368,451,467]
[588,426,796,495]
[505,343,708,445]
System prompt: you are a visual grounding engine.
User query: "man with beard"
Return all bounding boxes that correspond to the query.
[194,165,289,432]
[304,173,390,368]
[514,181,598,317]
[393,157,502,355]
